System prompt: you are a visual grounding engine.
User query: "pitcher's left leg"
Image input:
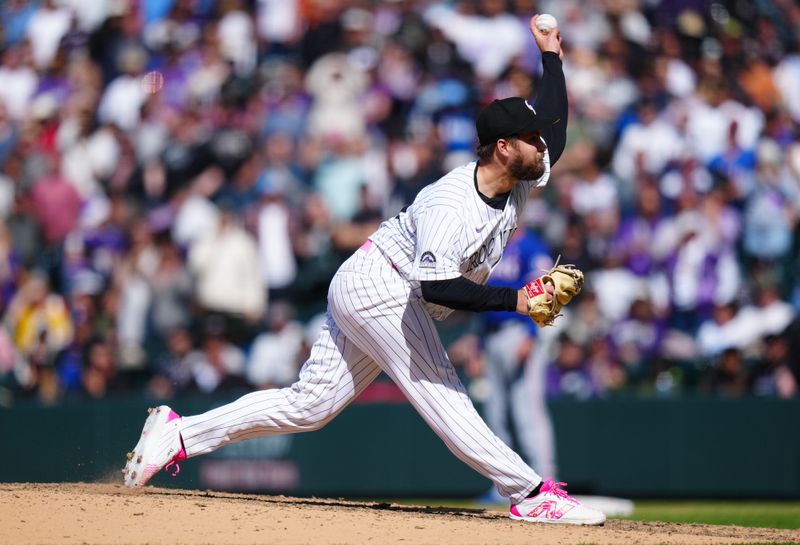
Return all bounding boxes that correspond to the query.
[123,315,380,486]
[329,272,540,504]
[180,316,380,457]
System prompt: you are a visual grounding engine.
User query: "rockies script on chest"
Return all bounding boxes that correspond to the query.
[463,205,519,274]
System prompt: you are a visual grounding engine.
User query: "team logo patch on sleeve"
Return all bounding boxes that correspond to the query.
[419,251,437,269]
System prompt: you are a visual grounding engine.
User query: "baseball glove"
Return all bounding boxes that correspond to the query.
[523,257,584,327]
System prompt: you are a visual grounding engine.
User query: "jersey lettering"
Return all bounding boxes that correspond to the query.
[465,238,494,272]
[465,227,516,273]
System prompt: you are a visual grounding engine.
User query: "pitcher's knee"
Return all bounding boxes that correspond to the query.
[287,393,338,431]
[284,380,344,430]
[292,406,336,431]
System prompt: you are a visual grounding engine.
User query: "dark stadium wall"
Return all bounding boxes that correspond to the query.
[2,397,798,498]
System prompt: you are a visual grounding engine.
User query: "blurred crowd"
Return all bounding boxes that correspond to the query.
[0,0,798,406]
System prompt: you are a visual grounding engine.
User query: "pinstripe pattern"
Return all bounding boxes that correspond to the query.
[177,160,550,504]
[179,245,540,503]
[181,317,382,456]
[371,157,549,321]
[330,248,539,502]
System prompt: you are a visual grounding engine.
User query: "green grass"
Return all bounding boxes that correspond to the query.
[386,498,800,530]
[621,500,800,530]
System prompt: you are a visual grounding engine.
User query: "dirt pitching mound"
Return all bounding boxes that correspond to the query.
[2,483,798,545]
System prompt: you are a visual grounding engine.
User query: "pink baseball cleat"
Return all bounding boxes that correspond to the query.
[510,479,606,525]
[122,405,186,487]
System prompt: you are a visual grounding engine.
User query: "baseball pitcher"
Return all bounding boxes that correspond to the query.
[122,15,604,526]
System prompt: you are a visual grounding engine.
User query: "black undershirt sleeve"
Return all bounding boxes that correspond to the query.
[535,52,568,165]
[420,276,519,313]
[418,55,565,315]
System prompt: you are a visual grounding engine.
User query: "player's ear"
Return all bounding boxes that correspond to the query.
[496,138,514,159]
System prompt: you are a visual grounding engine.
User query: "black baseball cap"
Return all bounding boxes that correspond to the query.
[476,97,558,146]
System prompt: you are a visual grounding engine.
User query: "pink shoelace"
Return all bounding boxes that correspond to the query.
[164,448,187,477]
[539,479,577,502]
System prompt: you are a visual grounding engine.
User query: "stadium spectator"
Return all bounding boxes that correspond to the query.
[700,348,749,398]
[0,0,795,405]
[186,317,247,394]
[696,302,742,358]
[149,326,197,399]
[3,271,73,402]
[246,301,304,389]
[609,296,666,384]
[546,334,596,400]
[750,333,798,399]
[423,0,529,81]
[188,203,265,342]
[148,234,193,336]
[81,337,121,399]
[0,45,37,121]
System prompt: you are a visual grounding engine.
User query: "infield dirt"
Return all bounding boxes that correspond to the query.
[2,483,799,545]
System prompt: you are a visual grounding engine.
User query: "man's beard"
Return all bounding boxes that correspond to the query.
[508,153,545,180]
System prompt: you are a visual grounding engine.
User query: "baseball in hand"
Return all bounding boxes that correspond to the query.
[536,14,558,33]
[141,70,165,94]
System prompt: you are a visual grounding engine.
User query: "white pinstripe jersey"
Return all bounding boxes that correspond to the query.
[370,154,551,320]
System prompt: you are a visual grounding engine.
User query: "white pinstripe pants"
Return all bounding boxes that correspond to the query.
[179,244,540,502]
[484,321,557,479]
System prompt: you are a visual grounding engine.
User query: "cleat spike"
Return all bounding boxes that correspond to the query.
[122,404,183,488]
